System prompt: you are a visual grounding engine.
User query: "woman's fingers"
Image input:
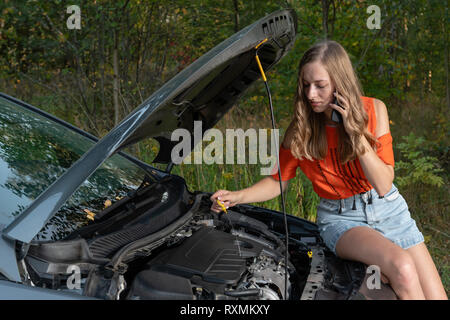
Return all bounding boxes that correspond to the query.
[333,91,348,109]
[330,92,350,120]
[210,190,228,201]
[211,190,236,205]
[329,93,353,134]
[210,190,237,212]
[330,94,346,113]
[210,199,223,213]
[211,203,222,213]
[329,102,346,116]
[210,190,230,212]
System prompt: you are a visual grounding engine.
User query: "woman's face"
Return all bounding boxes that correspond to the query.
[302,61,335,114]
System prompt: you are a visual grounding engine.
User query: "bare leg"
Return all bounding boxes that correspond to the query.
[406,242,448,300]
[335,226,425,299]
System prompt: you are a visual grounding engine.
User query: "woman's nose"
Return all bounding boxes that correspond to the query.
[306,86,317,99]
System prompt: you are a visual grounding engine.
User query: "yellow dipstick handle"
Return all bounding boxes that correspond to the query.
[255,38,269,82]
[216,199,228,214]
[255,55,267,82]
[307,251,313,258]
[255,38,268,49]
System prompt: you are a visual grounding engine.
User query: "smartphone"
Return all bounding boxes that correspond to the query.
[331,94,343,123]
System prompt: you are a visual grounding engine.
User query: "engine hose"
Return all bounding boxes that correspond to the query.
[224,289,262,298]
[255,39,290,300]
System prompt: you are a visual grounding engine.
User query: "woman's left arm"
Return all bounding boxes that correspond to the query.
[357,99,395,197]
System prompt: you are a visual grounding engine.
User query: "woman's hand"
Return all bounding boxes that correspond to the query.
[210,190,243,213]
[210,177,288,213]
[329,92,351,134]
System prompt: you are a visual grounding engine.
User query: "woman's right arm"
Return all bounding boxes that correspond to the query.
[209,176,289,213]
[210,119,296,213]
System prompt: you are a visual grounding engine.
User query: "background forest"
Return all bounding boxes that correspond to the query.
[0,0,448,294]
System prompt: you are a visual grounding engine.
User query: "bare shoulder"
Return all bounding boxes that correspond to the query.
[373,98,390,138]
[281,119,296,149]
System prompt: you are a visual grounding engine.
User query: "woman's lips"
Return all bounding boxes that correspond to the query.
[310,101,322,106]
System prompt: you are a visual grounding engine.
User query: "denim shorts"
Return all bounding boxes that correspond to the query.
[316,183,424,256]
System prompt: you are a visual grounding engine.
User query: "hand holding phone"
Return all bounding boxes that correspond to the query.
[331,93,344,123]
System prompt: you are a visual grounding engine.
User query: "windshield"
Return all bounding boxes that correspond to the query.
[0,96,149,241]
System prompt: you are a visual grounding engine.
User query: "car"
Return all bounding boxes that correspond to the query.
[0,9,397,300]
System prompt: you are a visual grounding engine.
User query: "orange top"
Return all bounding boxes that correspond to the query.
[271,97,395,200]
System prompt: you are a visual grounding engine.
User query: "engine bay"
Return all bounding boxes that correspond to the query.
[18,175,367,300]
[23,205,310,300]
[126,225,289,299]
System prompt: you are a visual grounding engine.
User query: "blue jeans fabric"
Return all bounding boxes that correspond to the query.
[316,183,424,256]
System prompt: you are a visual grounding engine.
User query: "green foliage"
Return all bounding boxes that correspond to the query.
[1,0,448,130]
[394,133,444,188]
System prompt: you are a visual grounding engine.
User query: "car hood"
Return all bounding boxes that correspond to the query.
[3,9,297,243]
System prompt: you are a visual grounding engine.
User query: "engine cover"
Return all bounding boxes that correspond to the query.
[147,226,284,286]
[147,226,271,285]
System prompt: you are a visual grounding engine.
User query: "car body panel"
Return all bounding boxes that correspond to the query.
[0,233,21,282]
[0,280,95,300]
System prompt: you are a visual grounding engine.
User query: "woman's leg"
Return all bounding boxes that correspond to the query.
[335,226,425,299]
[406,242,448,300]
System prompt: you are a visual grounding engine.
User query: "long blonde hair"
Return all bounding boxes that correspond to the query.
[290,40,378,164]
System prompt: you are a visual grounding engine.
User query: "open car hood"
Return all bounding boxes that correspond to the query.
[3,9,297,243]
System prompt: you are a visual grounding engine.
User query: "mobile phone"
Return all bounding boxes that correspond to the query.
[331,95,343,123]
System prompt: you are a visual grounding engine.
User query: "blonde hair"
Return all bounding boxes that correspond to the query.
[290,40,378,164]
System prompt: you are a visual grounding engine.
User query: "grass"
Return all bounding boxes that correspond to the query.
[388,94,449,296]
[401,183,449,295]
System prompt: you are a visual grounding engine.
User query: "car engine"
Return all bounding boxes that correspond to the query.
[22,177,313,300]
[125,215,293,300]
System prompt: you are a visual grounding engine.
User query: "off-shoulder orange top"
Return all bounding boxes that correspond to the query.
[271,96,395,200]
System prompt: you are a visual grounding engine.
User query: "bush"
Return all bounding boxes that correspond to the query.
[394,133,444,188]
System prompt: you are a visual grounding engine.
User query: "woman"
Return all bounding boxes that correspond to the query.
[210,40,447,300]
